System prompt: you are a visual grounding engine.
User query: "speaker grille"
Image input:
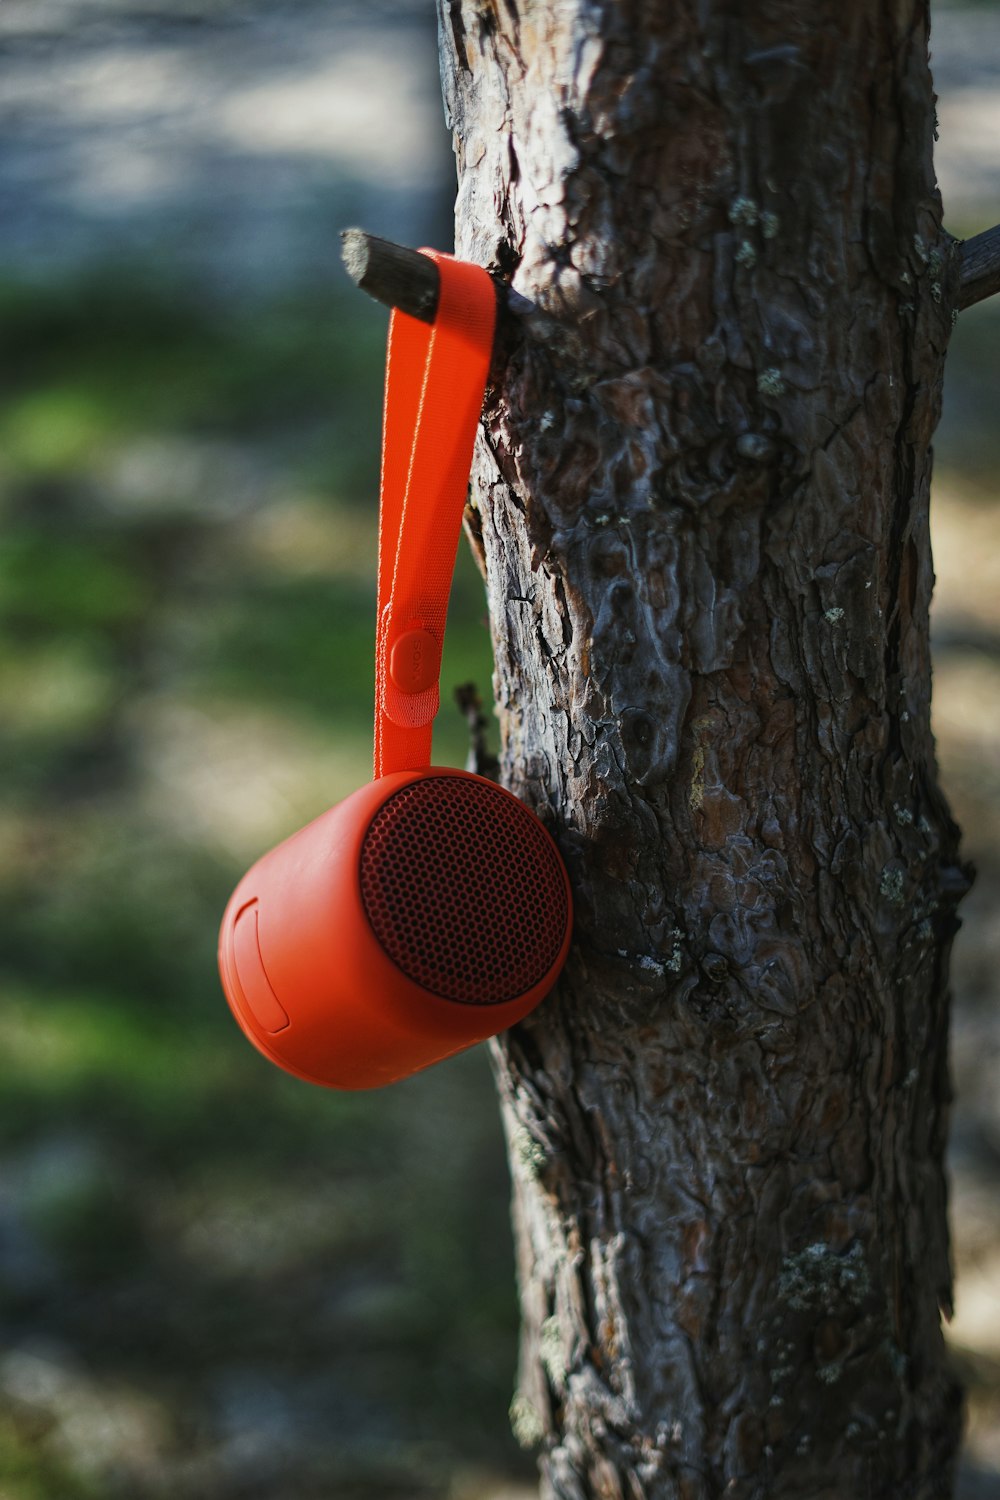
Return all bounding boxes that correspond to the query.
[359,777,569,1004]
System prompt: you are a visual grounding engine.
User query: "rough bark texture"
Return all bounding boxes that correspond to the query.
[436,3,969,1496]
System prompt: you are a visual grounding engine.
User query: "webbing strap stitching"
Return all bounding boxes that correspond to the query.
[373,251,496,779]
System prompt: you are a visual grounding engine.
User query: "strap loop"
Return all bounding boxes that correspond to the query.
[374,251,496,779]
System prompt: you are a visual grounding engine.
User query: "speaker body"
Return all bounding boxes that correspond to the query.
[218,768,572,1090]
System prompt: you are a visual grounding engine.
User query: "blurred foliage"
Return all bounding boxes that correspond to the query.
[0,1417,101,1500]
[0,268,522,1498]
[939,297,1000,493]
[0,272,382,481]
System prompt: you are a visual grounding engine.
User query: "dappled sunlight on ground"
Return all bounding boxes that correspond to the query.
[0,0,448,289]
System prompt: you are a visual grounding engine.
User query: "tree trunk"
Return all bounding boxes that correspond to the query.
[436,2,969,1495]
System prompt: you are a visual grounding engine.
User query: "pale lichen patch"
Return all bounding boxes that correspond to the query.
[540,1315,565,1388]
[511,1126,547,1176]
[509,1392,544,1449]
[778,1241,871,1315]
[728,196,759,227]
[664,927,684,973]
[757,368,786,397]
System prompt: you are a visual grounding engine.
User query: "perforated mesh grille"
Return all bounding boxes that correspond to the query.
[359,777,569,1004]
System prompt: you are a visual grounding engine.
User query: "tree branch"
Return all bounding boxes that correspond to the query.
[339,226,546,331]
[343,224,1000,323]
[340,228,442,323]
[959,224,1000,311]
[454,681,500,781]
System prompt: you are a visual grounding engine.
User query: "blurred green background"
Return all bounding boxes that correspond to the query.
[0,2,999,1497]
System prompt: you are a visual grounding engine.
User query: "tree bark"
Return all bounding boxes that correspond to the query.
[436,2,969,1496]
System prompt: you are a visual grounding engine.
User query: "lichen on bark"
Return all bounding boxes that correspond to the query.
[437,1,969,1495]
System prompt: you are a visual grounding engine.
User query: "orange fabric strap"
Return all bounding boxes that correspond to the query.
[374,250,496,779]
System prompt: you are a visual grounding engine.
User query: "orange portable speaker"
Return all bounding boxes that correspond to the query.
[218,250,573,1090]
